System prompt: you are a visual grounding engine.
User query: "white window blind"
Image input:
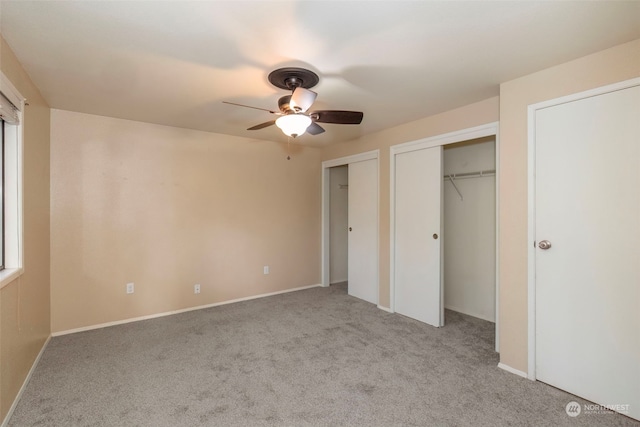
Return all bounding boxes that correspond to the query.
[0,92,19,124]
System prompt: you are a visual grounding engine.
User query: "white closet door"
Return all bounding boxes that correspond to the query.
[394,146,443,327]
[348,159,378,304]
[535,85,640,420]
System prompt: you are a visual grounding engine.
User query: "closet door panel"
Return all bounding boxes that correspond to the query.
[394,146,443,326]
[348,159,378,305]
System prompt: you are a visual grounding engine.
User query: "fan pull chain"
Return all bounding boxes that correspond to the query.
[287,137,291,160]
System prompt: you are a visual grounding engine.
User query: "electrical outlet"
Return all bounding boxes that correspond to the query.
[194,284,201,294]
[126,282,134,294]
[263,266,269,275]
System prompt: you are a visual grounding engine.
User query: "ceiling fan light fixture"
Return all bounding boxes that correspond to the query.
[275,114,312,137]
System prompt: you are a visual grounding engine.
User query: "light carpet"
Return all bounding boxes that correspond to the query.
[8,283,638,426]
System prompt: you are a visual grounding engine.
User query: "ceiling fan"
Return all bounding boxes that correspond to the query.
[223,67,363,138]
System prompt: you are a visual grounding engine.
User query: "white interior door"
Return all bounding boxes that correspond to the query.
[535,84,640,420]
[394,146,443,327]
[348,159,378,304]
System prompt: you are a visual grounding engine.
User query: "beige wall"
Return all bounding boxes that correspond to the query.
[322,97,500,308]
[499,39,640,373]
[50,110,322,333]
[0,37,51,421]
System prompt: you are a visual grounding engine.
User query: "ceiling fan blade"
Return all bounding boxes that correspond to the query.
[223,101,279,115]
[290,87,317,113]
[247,120,276,130]
[311,110,363,125]
[306,122,325,135]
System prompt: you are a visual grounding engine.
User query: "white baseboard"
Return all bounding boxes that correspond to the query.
[330,279,347,285]
[498,362,528,379]
[377,305,392,313]
[2,335,51,427]
[53,284,322,337]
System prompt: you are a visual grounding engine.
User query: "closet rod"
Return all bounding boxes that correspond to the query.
[443,169,495,180]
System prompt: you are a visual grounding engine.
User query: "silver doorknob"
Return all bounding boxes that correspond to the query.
[538,240,552,250]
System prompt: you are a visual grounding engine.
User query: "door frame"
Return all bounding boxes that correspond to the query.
[321,150,380,297]
[526,77,640,380]
[390,122,500,349]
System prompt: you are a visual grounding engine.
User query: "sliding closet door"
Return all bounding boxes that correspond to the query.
[535,84,640,420]
[394,146,443,327]
[348,159,378,305]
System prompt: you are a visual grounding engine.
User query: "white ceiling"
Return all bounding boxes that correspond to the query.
[2,1,639,145]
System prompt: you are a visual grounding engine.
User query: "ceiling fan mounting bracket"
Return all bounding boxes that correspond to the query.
[268,67,319,90]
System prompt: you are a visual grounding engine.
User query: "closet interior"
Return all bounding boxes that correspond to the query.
[443,137,496,323]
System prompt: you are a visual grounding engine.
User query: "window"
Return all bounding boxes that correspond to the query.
[0,71,24,287]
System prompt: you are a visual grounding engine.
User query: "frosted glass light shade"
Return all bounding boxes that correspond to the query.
[275,114,312,137]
